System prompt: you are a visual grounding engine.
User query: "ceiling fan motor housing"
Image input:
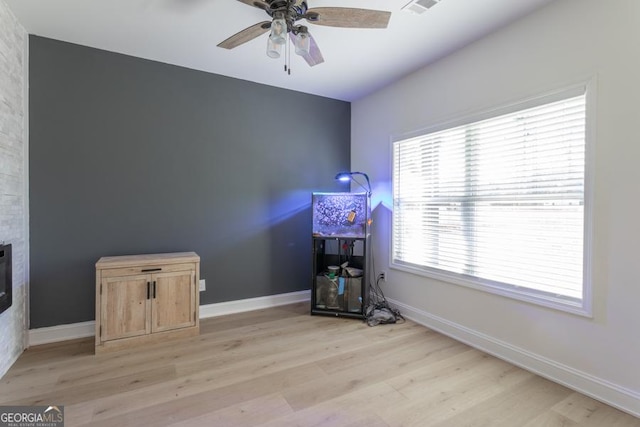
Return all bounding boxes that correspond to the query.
[266,0,308,28]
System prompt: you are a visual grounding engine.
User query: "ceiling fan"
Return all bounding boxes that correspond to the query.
[217,0,391,68]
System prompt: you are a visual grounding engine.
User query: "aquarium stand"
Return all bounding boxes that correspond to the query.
[311,236,368,319]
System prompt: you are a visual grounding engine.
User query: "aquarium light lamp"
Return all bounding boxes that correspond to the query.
[335,171,372,197]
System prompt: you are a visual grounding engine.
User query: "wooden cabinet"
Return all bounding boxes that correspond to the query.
[95,252,200,353]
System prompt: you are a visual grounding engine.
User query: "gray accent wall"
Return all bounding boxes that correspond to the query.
[29,35,350,328]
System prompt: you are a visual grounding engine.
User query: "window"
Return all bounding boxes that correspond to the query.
[392,86,592,315]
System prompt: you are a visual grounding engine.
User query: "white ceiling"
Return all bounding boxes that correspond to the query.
[6,0,555,102]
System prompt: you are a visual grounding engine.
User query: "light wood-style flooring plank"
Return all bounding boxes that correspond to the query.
[0,302,637,427]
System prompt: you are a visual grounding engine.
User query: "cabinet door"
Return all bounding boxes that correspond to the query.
[101,275,151,341]
[151,270,196,333]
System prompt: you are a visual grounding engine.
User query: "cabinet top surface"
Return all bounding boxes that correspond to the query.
[96,252,200,268]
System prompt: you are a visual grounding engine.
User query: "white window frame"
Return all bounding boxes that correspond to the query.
[390,81,595,317]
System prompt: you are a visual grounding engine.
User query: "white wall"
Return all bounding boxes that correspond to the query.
[352,0,640,416]
[0,0,27,378]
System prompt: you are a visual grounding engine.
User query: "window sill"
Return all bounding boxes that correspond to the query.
[390,262,593,318]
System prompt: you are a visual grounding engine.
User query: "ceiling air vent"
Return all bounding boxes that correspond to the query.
[401,0,440,15]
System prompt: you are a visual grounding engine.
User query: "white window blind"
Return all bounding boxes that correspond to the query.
[392,90,589,310]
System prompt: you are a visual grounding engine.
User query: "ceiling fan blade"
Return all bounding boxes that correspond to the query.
[235,0,269,11]
[305,7,391,29]
[217,21,271,49]
[291,32,324,67]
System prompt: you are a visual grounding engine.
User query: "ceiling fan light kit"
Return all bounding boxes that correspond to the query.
[218,0,392,72]
[269,12,287,45]
[266,37,282,58]
[292,27,310,56]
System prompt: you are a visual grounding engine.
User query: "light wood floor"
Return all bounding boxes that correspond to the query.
[1,303,638,426]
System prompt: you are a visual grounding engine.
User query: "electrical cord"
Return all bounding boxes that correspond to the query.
[365,274,404,326]
[364,219,404,326]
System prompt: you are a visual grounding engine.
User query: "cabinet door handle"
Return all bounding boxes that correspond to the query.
[147,282,151,299]
[153,281,157,299]
[141,268,162,272]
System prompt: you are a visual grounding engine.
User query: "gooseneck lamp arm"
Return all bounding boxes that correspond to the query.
[335,171,372,197]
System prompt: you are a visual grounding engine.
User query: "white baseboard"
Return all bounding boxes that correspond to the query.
[199,290,310,319]
[28,290,311,347]
[29,321,95,346]
[388,298,640,419]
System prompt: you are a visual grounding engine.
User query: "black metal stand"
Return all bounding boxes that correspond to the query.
[311,236,368,319]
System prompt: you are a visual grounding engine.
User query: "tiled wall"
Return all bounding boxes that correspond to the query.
[0,0,26,378]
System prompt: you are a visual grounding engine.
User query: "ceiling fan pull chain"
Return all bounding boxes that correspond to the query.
[288,35,292,75]
[285,33,291,75]
[287,34,290,75]
[283,33,287,73]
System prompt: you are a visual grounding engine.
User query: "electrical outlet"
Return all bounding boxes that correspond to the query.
[379,271,386,281]
[199,279,206,292]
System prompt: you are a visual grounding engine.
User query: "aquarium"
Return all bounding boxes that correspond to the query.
[312,192,369,238]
